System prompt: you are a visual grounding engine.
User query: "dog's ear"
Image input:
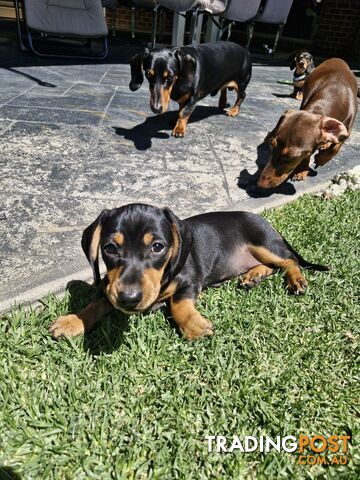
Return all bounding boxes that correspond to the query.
[288,50,298,70]
[174,48,197,77]
[129,48,150,91]
[163,207,192,279]
[319,117,349,144]
[81,209,110,285]
[308,57,315,72]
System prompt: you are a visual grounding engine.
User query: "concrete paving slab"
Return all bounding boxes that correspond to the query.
[0,51,359,313]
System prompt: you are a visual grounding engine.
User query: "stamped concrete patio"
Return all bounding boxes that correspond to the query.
[0,37,359,311]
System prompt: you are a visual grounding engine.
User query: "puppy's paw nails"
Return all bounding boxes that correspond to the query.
[49,314,84,339]
[226,108,239,118]
[288,277,308,295]
[172,128,185,138]
[292,171,308,182]
[239,275,261,290]
[182,316,214,340]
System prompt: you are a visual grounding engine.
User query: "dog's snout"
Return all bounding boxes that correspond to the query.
[117,288,143,308]
[151,102,163,114]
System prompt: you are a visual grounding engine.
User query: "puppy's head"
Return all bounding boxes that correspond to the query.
[129,47,196,114]
[257,110,349,188]
[289,50,314,73]
[82,204,192,314]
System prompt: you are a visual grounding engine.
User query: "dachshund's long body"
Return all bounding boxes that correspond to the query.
[129,41,252,137]
[50,204,327,341]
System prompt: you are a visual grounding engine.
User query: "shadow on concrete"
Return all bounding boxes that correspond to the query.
[1,67,57,88]
[237,140,294,198]
[113,105,225,150]
[237,139,318,197]
[0,466,22,480]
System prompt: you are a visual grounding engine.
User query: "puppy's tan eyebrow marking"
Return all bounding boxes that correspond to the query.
[147,69,155,77]
[113,232,124,245]
[143,232,153,245]
[163,71,169,79]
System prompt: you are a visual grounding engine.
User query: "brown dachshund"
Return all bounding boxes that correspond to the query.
[258,58,358,188]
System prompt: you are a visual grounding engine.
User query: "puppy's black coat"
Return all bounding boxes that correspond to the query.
[50,204,328,341]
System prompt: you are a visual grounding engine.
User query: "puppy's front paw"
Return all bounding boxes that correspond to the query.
[181,314,214,341]
[292,170,308,182]
[49,314,85,339]
[172,125,185,138]
[226,106,240,117]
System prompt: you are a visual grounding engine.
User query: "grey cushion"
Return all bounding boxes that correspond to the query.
[126,1,157,7]
[24,0,108,37]
[254,0,294,24]
[159,0,228,15]
[221,0,262,22]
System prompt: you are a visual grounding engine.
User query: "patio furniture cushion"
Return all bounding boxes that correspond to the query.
[221,0,261,22]
[253,0,294,24]
[159,0,228,15]
[24,0,108,37]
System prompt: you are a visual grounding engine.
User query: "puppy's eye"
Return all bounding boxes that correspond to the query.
[103,243,117,255]
[167,75,174,82]
[151,242,165,254]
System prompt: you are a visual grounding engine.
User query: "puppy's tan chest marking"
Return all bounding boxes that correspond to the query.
[157,281,178,302]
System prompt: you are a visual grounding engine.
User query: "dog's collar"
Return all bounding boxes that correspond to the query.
[293,71,309,82]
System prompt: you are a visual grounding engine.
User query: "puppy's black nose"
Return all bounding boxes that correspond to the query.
[151,104,163,114]
[118,288,142,308]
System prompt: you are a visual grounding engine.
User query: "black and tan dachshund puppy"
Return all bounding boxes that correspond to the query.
[129,41,252,137]
[50,204,327,341]
[289,49,315,101]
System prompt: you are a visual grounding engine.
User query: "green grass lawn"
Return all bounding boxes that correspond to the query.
[0,191,359,480]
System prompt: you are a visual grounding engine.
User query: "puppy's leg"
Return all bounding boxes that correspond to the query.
[295,90,303,101]
[172,98,196,138]
[170,295,213,340]
[249,245,308,295]
[49,297,112,339]
[227,83,245,117]
[291,156,310,181]
[240,265,274,289]
[218,88,227,110]
[314,142,343,168]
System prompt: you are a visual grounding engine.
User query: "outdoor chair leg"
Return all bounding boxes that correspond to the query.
[151,5,159,48]
[190,8,200,44]
[246,23,254,50]
[272,23,284,54]
[14,0,28,51]
[131,7,135,39]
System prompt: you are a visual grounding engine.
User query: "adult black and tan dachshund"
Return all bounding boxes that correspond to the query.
[50,204,328,341]
[129,41,252,137]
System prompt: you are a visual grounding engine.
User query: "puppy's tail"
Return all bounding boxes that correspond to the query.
[283,238,329,271]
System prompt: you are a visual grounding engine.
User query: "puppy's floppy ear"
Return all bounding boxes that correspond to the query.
[288,50,298,70]
[163,207,192,279]
[174,48,197,76]
[319,117,349,144]
[81,209,110,285]
[129,48,150,91]
[308,57,315,72]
